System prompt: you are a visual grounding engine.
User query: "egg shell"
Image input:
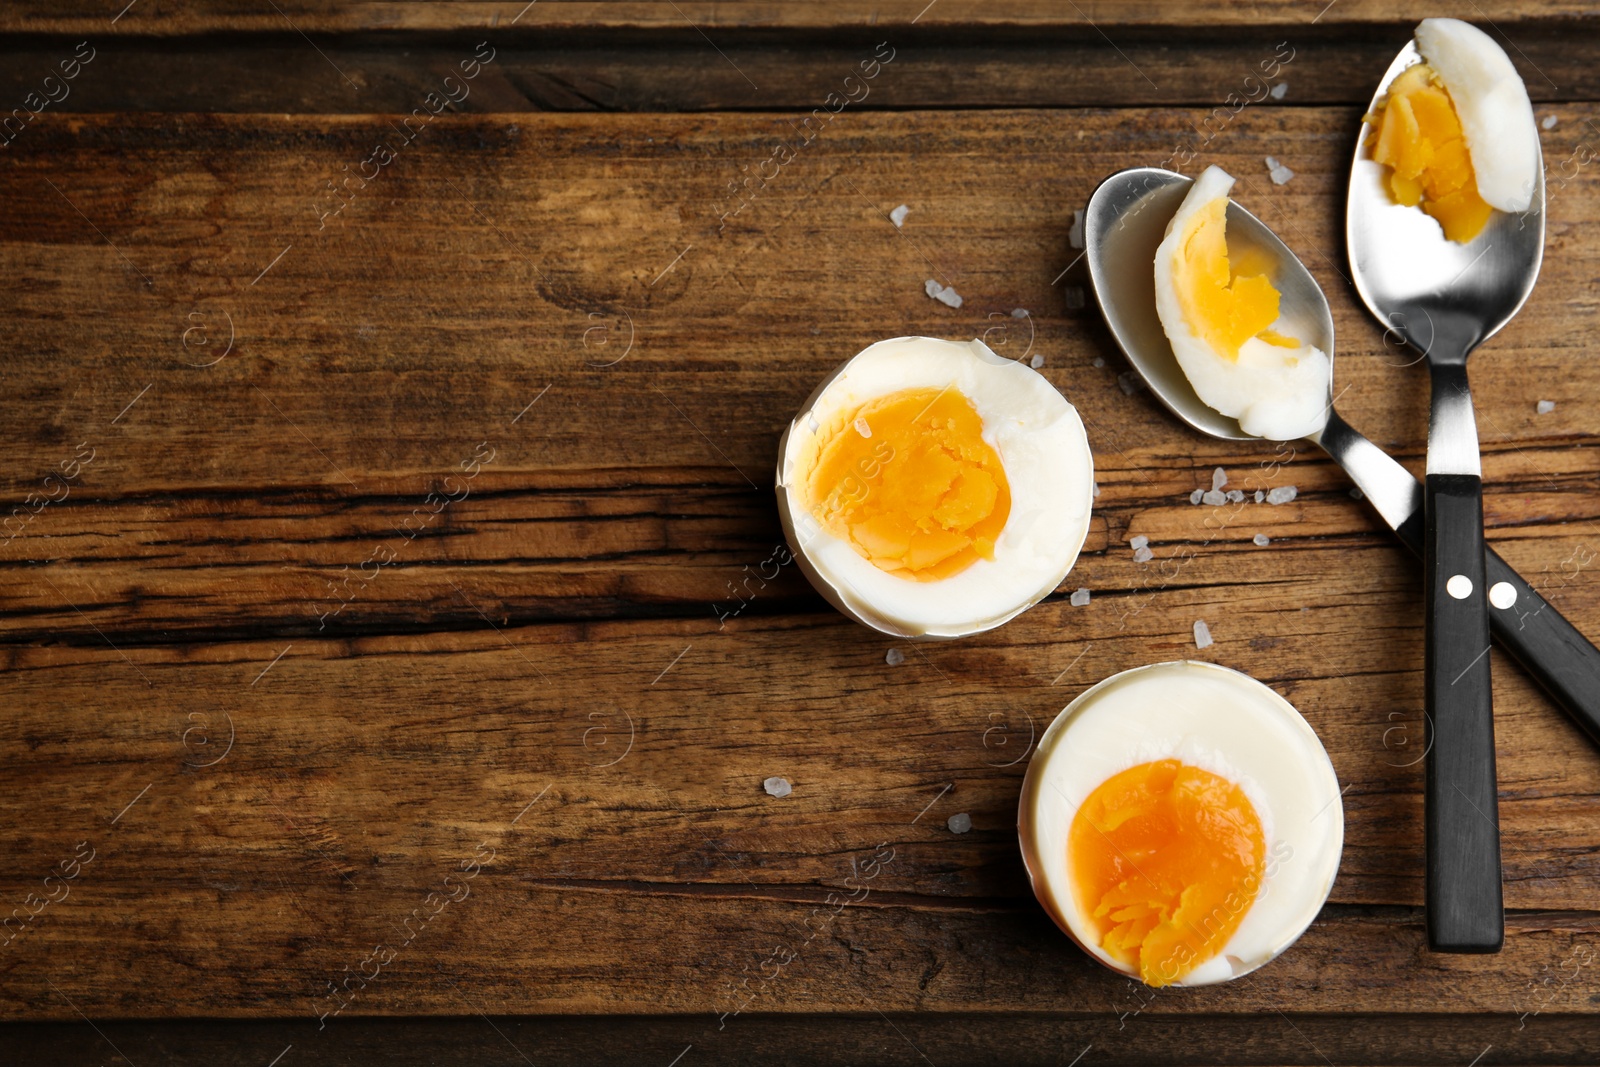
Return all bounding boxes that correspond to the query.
[775,336,1094,639]
[1017,660,1344,987]
[1415,17,1539,213]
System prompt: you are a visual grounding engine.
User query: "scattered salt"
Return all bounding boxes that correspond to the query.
[1133,546,1154,563]
[1202,489,1226,506]
[1070,587,1091,607]
[1267,485,1298,505]
[922,278,964,308]
[1212,467,1228,492]
[1012,307,1028,319]
[1117,371,1145,396]
[1537,399,1556,414]
[854,416,872,438]
[885,648,905,666]
[947,812,972,834]
[763,776,792,798]
[1092,482,1102,498]
[1268,161,1295,185]
[1254,490,1264,503]
[1349,486,1364,501]
[1092,357,1106,369]
[1253,533,1271,547]
[808,413,820,434]
[1129,534,1149,550]
[1542,115,1559,131]
[890,203,910,227]
[1189,488,1205,505]
[1029,353,1045,369]
[1193,620,1213,649]
[1064,286,1087,310]
[1068,209,1085,250]
[1265,155,1279,170]
[1226,489,1244,503]
[1270,82,1288,100]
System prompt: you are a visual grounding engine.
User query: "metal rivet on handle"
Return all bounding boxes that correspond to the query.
[1489,581,1517,610]
[1446,574,1473,600]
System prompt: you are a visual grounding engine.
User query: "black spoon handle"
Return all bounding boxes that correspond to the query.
[1422,472,1503,953]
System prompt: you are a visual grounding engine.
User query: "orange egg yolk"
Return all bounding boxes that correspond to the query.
[805,387,1011,581]
[1069,759,1267,987]
[1370,63,1492,243]
[1174,199,1298,362]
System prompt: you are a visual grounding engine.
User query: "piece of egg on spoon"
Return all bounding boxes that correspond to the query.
[775,336,1093,639]
[1153,165,1333,442]
[1018,661,1344,987]
[1368,18,1538,242]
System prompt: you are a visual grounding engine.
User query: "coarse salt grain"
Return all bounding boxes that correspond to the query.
[1253,533,1270,547]
[1212,467,1228,492]
[1537,399,1556,414]
[1190,488,1205,505]
[885,648,905,666]
[1202,489,1226,506]
[1129,534,1149,550]
[1092,482,1102,498]
[1117,371,1145,395]
[924,278,942,299]
[1270,82,1288,100]
[1254,490,1264,503]
[1269,162,1295,185]
[947,812,972,834]
[1542,115,1559,130]
[1069,209,1086,250]
[1092,357,1106,369]
[1012,307,1028,319]
[1226,489,1244,504]
[763,776,792,798]
[1030,353,1045,369]
[1064,286,1087,310]
[1193,620,1213,649]
[1133,546,1154,563]
[1070,587,1091,607]
[1349,486,1364,501]
[1267,486,1298,504]
[890,203,910,227]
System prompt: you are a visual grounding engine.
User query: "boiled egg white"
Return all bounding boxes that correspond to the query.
[1153,165,1333,441]
[775,336,1094,639]
[1414,17,1539,214]
[1018,660,1343,987]
[1367,20,1539,243]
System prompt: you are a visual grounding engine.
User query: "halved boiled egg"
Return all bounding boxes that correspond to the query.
[1153,165,1332,441]
[775,336,1093,638]
[1018,661,1343,987]
[1369,18,1538,242]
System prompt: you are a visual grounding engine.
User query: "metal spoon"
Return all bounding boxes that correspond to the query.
[1346,41,1545,953]
[1085,163,1600,940]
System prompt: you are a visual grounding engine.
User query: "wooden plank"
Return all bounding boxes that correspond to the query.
[5,1011,1598,1066]
[0,604,1597,1018]
[2,1,1598,34]
[1,109,1596,641]
[0,25,1595,113]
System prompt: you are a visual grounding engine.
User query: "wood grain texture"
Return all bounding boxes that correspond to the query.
[2,27,1600,1057]
[1,23,1596,114]
[2,1,1598,34]
[10,1011,1600,1066]
[1,109,1597,643]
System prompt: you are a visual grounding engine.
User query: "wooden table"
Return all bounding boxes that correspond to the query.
[2,3,1599,1063]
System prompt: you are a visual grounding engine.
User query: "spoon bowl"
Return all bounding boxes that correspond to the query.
[1086,167,1334,446]
[1346,42,1545,365]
